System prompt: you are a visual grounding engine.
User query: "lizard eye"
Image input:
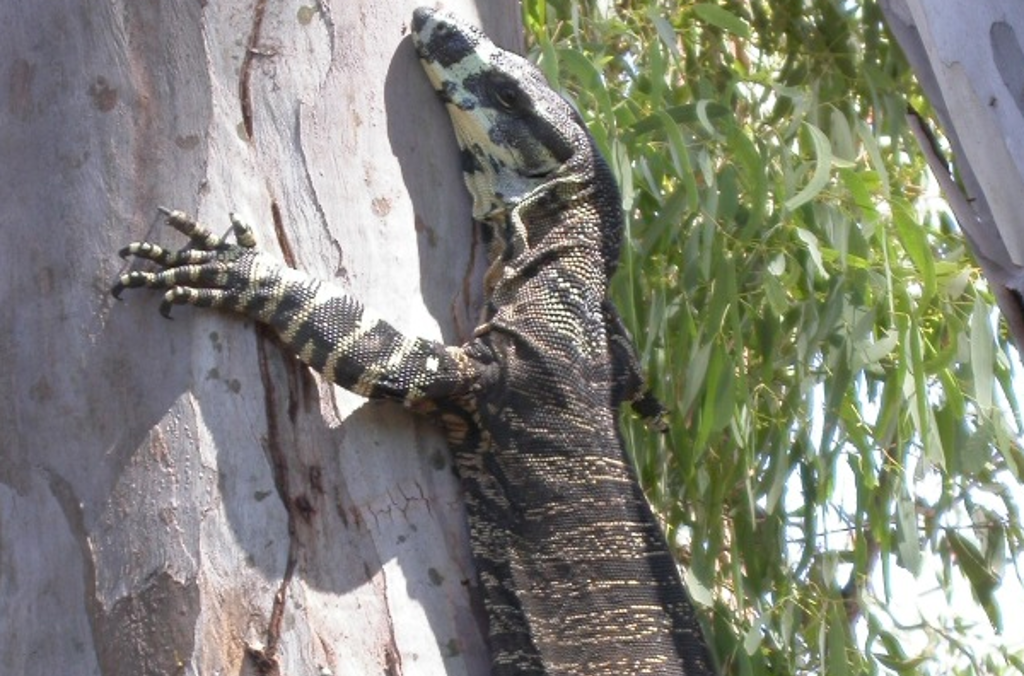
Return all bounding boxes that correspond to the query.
[494,84,521,111]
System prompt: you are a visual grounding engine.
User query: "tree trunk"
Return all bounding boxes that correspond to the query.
[0,2,519,674]
[881,0,1024,350]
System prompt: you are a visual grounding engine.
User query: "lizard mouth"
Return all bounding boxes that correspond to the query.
[410,6,433,35]
[410,7,436,44]
[519,165,557,178]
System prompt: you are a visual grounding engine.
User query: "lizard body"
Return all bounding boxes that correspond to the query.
[113,8,716,675]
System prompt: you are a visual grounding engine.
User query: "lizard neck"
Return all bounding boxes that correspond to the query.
[477,140,623,309]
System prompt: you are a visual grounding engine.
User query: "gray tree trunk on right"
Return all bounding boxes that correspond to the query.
[881,0,1024,350]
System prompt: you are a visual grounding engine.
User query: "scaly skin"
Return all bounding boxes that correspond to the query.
[113,9,716,675]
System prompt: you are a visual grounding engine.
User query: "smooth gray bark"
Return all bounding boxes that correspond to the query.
[0,2,518,673]
[881,0,1024,350]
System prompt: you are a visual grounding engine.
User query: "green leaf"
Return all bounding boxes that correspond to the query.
[826,604,851,676]
[839,167,879,218]
[694,344,732,452]
[523,0,546,37]
[829,106,857,166]
[796,227,828,279]
[970,295,995,411]
[641,183,689,255]
[854,328,899,370]
[682,342,713,416]
[656,111,698,215]
[696,99,724,140]
[873,650,929,672]
[535,30,560,86]
[727,125,767,232]
[682,566,714,607]
[691,3,751,38]
[996,431,1024,482]
[895,482,922,575]
[611,138,634,212]
[785,123,834,211]
[716,165,739,225]
[764,440,791,515]
[556,47,613,144]
[891,198,937,303]
[742,614,765,655]
[764,274,790,316]
[857,119,890,199]
[945,530,1001,631]
[647,7,681,58]
[626,103,730,139]
[644,24,668,108]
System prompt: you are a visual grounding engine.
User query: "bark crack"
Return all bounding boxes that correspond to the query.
[370,563,404,676]
[247,329,301,676]
[239,0,269,141]
[270,199,297,268]
[451,218,482,343]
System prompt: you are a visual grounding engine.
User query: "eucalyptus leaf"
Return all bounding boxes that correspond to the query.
[785,123,834,211]
[691,3,751,38]
[529,2,1024,672]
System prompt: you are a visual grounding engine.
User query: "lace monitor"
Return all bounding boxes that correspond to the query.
[112,8,717,675]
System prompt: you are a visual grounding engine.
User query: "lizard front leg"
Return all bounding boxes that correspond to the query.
[114,208,489,403]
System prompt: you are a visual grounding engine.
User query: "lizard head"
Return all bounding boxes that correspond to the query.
[411,7,591,223]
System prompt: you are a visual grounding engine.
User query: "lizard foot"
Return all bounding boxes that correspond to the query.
[112,208,262,318]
